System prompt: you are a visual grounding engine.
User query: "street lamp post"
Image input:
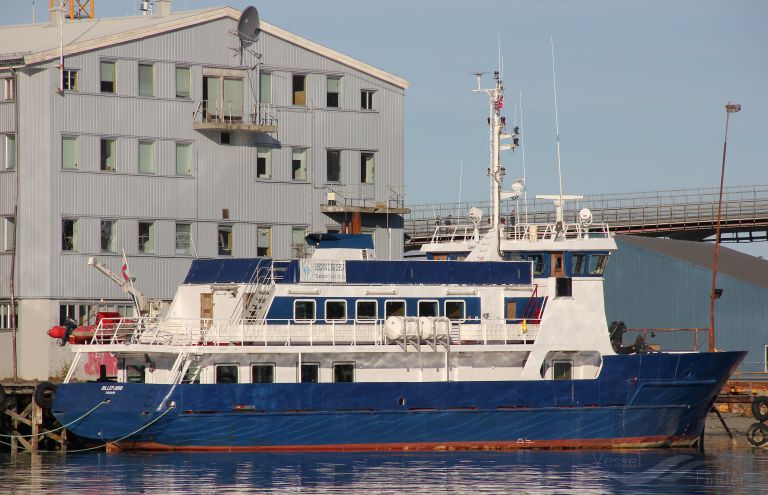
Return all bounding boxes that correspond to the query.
[709,102,741,352]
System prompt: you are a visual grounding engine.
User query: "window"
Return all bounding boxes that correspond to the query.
[2,78,15,100]
[333,363,354,383]
[220,132,231,145]
[101,220,116,253]
[326,150,340,182]
[361,152,374,184]
[292,148,307,181]
[252,364,275,384]
[511,253,545,275]
[139,64,154,97]
[257,227,271,257]
[100,138,116,171]
[556,277,572,298]
[361,89,374,110]
[175,223,192,255]
[356,300,377,322]
[291,227,306,258]
[63,69,78,91]
[325,300,347,322]
[127,365,146,384]
[62,136,78,169]
[175,66,190,98]
[203,76,244,121]
[327,76,340,108]
[62,219,78,252]
[553,361,573,380]
[418,300,438,317]
[385,300,406,318]
[445,300,466,321]
[0,301,18,330]
[2,134,15,170]
[292,74,306,105]
[218,224,233,256]
[588,254,608,276]
[59,302,134,326]
[138,221,154,254]
[256,146,271,179]
[215,364,239,384]
[572,254,586,275]
[100,61,116,93]
[300,363,319,383]
[138,140,154,173]
[259,72,271,104]
[294,300,316,322]
[176,142,191,175]
[2,217,14,252]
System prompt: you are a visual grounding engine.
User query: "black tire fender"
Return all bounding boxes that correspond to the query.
[747,422,768,448]
[34,381,57,409]
[752,396,768,422]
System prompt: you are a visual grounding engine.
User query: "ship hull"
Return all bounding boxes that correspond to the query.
[52,351,745,451]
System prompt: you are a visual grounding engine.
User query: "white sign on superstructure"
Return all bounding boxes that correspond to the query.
[300,260,346,283]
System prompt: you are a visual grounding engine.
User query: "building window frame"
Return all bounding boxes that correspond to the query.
[176,142,192,176]
[360,89,375,110]
[2,133,15,170]
[62,135,78,170]
[360,151,375,184]
[291,148,307,181]
[175,66,191,99]
[63,69,78,91]
[138,221,155,254]
[2,216,14,252]
[100,60,116,94]
[257,226,271,257]
[1,78,15,101]
[326,75,341,108]
[100,137,117,172]
[0,300,18,331]
[175,222,192,255]
[100,219,117,253]
[326,149,341,183]
[259,72,271,104]
[256,146,272,180]
[62,218,78,252]
[218,224,233,256]
[138,140,154,174]
[292,74,306,106]
[138,63,154,97]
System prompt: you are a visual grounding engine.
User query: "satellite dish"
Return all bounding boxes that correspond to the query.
[237,6,260,43]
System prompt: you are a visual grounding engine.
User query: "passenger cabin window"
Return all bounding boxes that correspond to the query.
[333,363,354,383]
[445,300,466,321]
[215,364,239,384]
[294,300,316,322]
[325,300,347,322]
[385,300,406,318]
[588,254,608,275]
[356,300,377,322]
[300,363,319,383]
[252,364,274,384]
[553,361,572,380]
[556,278,572,298]
[418,300,439,317]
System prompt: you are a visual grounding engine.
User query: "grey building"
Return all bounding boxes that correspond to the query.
[0,4,408,379]
[605,235,768,374]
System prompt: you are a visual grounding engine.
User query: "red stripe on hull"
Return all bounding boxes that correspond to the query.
[108,435,699,453]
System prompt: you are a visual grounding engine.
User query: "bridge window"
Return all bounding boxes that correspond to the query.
[325,300,347,322]
[356,300,377,322]
[418,300,439,317]
[445,300,466,321]
[588,254,608,275]
[572,254,586,275]
[215,364,239,384]
[385,300,406,318]
[333,362,355,383]
[300,363,319,383]
[252,364,275,384]
[553,361,572,380]
[294,300,316,322]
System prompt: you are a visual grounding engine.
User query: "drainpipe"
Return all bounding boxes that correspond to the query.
[9,68,20,381]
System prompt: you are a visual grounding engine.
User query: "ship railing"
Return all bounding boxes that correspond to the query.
[86,317,539,348]
[425,221,611,245]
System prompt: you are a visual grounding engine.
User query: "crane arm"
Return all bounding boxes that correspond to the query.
[88,256,150,314]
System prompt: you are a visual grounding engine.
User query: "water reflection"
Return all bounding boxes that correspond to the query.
[1,440,766,495]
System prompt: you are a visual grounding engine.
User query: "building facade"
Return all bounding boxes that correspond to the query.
[0,5,408,379]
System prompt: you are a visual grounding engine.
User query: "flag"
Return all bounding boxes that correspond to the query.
[494,95,504,111]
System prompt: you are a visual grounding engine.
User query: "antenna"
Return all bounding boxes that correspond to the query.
[550,37,565,225]
[520,90,529,225]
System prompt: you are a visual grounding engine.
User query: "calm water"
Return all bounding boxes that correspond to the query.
[2,439,767,494]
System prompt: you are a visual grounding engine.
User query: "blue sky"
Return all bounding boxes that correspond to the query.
[3,0,766,252]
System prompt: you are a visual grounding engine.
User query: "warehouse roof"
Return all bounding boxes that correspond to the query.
[616,235,768,289]
[0,7,409,89]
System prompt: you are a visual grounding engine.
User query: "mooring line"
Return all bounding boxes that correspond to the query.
[0,400,109,438]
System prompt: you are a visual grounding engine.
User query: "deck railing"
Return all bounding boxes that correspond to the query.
[86,316,539,348]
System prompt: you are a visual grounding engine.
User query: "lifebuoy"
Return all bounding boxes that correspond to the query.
[34,381,57,409]
[752,397,768,422]
[747,422,768,448]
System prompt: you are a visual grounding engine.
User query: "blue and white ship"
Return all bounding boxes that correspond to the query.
[51,72,744,451]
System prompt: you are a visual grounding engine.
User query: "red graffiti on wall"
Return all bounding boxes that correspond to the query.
[83,352,118,376]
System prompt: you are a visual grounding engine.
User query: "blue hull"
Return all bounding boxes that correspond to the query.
[52,351,745,450]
